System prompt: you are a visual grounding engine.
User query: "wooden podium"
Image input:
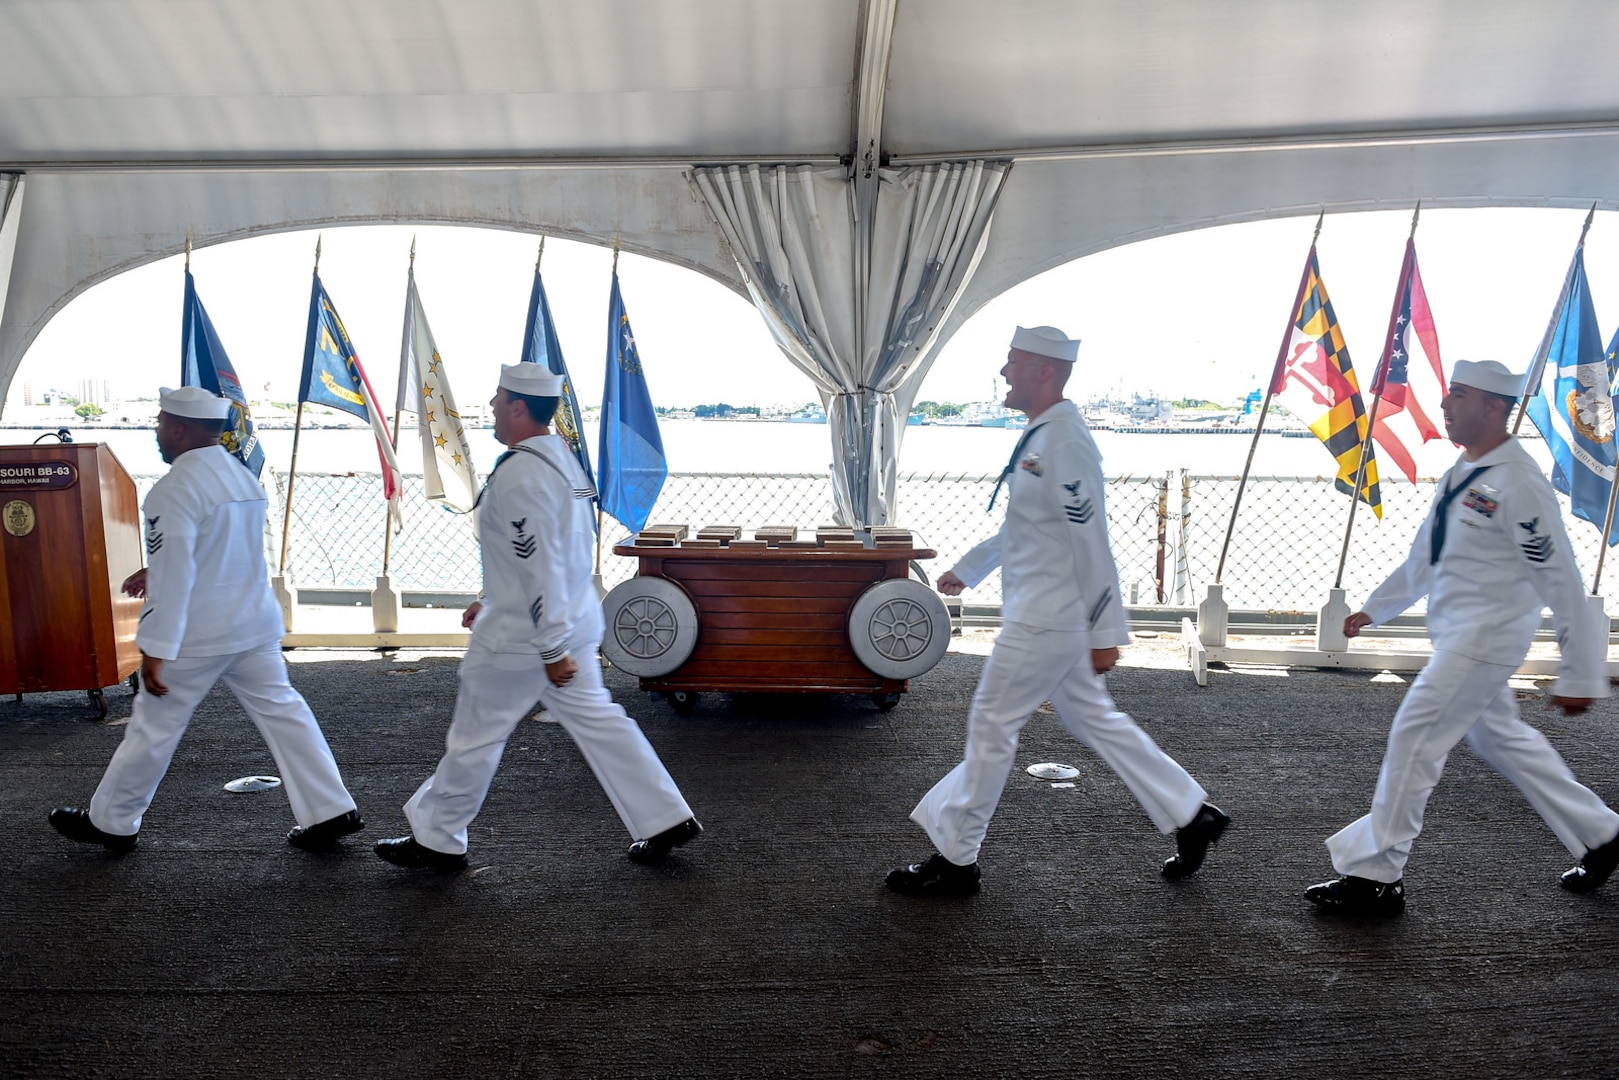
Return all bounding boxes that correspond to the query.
[0,442,143,715]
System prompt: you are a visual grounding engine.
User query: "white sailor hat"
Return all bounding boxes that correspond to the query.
[498,363,564,397]
[1450,359,1525,398]
[158,385,232,421]
[1010,325,1081,362]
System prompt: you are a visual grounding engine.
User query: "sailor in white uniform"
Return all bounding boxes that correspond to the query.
[887,326,1228,897]
[376,363,698,871]
[49,386,362,853]
[1309,359,1619,915]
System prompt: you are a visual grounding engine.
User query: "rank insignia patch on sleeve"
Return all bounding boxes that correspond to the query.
[511,518,536,559]
[1518,517,1553,563]
[145,515,163,554]
[1062,480,1094,525]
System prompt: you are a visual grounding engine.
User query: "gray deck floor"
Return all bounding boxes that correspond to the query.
[4,637,1619,1078]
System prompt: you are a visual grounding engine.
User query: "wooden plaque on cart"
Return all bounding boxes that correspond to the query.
[612,540,936,696]
[0,443,143,695]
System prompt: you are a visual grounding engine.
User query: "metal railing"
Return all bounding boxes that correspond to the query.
[131,470,1619,615]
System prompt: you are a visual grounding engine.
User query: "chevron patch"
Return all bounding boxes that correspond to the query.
[1065,499,1094,525]
[511,517,536,559]
[1518,518,1553,563]
[145,515,163,554]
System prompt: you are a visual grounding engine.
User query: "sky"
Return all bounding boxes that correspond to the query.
[8,205,1619,413]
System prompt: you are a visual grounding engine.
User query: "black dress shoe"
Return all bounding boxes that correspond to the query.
[1162,803,1230,880]
[1305,875,1406,916]
[287,809,364,851]
[374,835,468,872]
[48,807,137,852]
[885,852,982,897]
[628,818,702,865]
[1561,830,1619,893]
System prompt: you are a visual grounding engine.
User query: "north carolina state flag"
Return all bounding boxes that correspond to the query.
[1369,239,1447,482]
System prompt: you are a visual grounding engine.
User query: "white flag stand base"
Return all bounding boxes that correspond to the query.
[1196,584,1228,647]
[371,574,401,634]
[1589,593,1612,653]
[271,574,297,633]
[1315,587,1351,653]
[1182,589,1619,689]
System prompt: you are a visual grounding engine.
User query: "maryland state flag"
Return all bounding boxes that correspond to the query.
[300,271,403,528]
[1269,248,1381,518]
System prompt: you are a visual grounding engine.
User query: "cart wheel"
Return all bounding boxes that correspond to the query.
[600,578,700,677]
[871,692,902,711]
[88,688,108,720]
[669,690,700,713]
[847,579,951,680]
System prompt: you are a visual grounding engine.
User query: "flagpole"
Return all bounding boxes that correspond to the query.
[1214,210,1322,584]
[594,237,621,582]
[279,236,319,577]
[1330,203,1420,588]
[382,237,415,577]
[1515,202,1597,434]
[1595,479,1619,594]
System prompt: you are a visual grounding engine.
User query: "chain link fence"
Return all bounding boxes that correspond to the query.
[132,469,1619,615]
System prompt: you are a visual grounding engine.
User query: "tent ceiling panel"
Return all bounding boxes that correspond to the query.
[886,1,1619,156]
[0,0,858,161]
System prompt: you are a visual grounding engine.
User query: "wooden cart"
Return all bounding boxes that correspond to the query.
[605,527,948,711]
[0,442,143,717]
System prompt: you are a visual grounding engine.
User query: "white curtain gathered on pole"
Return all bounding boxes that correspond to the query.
[691,160,1009,525]
[0,174,24,412]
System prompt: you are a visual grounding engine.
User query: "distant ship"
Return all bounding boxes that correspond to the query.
[785,404,827,424]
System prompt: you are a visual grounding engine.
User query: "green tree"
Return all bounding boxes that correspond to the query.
[74,402,103,418]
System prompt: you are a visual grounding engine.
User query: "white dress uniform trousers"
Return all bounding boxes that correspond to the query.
[403,435,692,854]
[913,401,1207,865]
[88,445,355,836]
[1327,437,1619,882]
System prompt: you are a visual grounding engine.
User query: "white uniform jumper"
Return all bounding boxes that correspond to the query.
[912,400,1208,866]
[1329,436,1619,882]
[403,434,693,855]
[89,445,356,836]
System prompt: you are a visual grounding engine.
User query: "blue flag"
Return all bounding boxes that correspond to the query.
[1525,248,1618,545]
[597,271,666,533]
[182,269,264,476]
[522,266,597,502]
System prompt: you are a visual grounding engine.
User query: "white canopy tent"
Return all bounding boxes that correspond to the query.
[5,0,1619,522]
